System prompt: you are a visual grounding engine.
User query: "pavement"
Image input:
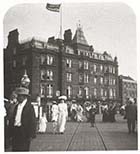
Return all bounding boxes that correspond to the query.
[29,114,138,151]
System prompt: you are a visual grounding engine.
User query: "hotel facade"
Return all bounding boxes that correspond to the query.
[4,26,119,111]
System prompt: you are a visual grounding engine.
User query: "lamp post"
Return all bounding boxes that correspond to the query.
[21,69,30,88]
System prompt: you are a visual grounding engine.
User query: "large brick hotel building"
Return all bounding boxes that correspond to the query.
[4,25,119,109]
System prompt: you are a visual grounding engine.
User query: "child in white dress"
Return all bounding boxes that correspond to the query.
[38,113,47,133]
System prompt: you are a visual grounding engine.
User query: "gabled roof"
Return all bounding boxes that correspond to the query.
[119,75,134,81]
[72,26,89,46]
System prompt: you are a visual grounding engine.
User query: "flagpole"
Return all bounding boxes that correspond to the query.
[60,4,62,39]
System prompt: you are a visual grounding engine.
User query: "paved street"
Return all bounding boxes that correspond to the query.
[29,114,137,151]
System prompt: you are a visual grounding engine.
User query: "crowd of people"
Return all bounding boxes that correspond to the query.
[102,103,116,122]
[4,88,137,151]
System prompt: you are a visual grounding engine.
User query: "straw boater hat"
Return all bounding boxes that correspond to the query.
[15,87,30,96]
[58,95,67,100]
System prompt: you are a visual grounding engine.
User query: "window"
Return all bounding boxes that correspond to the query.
[13,60,16,68]
[67,86,72,97]
[47,55,53,65]
[109,77,112,85]
[85,87,89,98]
[47,70,53,80]
[100,77,104,84]
[101,88,104,97]
[104,90,107,97]
[41,55,46,65]
[93,64,97,72]
[104,77,108,85]
[84,74,89,83]
[79,61,82,68]
[47,84,53,97]
[40,84,45,97]
[66,59,72,68]
[66,73,72,82]
[109,89,113,98]
[78,87,82,96]
[109,66,112,73]
[66,48,74,54]
[113,79,116,85]
[79,74,83,83]
[113,89,116,97]
[93,88,97,96]
[104,65,108,73]
[94,77,97,84]
[100,64,103,72]
[113,67,116,74]
[40,69,46,80]
[84,61,89,70]
[78,50,81,55]
[86,52,89,57]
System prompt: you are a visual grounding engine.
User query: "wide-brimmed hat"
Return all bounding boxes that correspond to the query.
[53,101,57,104]
[15,87,30,96]
[72,100,76,103]
[129,97,134,103]
[58,95,67,100]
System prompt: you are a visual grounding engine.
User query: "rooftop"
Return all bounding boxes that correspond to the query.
[72,26,89,46]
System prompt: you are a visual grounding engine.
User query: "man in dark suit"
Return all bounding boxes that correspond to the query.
[125,98,137,134]
[9,87,36,151]
[89,104,97,127]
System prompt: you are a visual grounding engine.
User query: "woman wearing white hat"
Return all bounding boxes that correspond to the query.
[57,96,68,134]
[51,101,59,134]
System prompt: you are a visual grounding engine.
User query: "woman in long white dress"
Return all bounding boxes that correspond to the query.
[38,113,47,133]
[57,96,68,134]
[76,103,83,122]
[51,101,59,134]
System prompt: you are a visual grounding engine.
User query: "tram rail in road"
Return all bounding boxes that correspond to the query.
[65,122,107,151]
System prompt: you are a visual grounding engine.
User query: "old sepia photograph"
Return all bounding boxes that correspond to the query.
[3,1,138,152]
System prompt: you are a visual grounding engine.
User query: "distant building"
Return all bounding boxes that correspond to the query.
[4,25,119,110]
[118,75,137,105]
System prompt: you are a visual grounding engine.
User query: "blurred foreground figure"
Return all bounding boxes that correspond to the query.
[9,87,36,151]
[125,98,137,134]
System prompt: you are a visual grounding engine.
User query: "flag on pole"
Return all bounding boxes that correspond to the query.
[46,3,61,12]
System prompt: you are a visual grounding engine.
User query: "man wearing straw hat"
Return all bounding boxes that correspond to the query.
[9,87,36,151]
[57,96,68,134]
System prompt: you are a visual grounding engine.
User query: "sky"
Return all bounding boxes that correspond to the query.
[3,2,137,80]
